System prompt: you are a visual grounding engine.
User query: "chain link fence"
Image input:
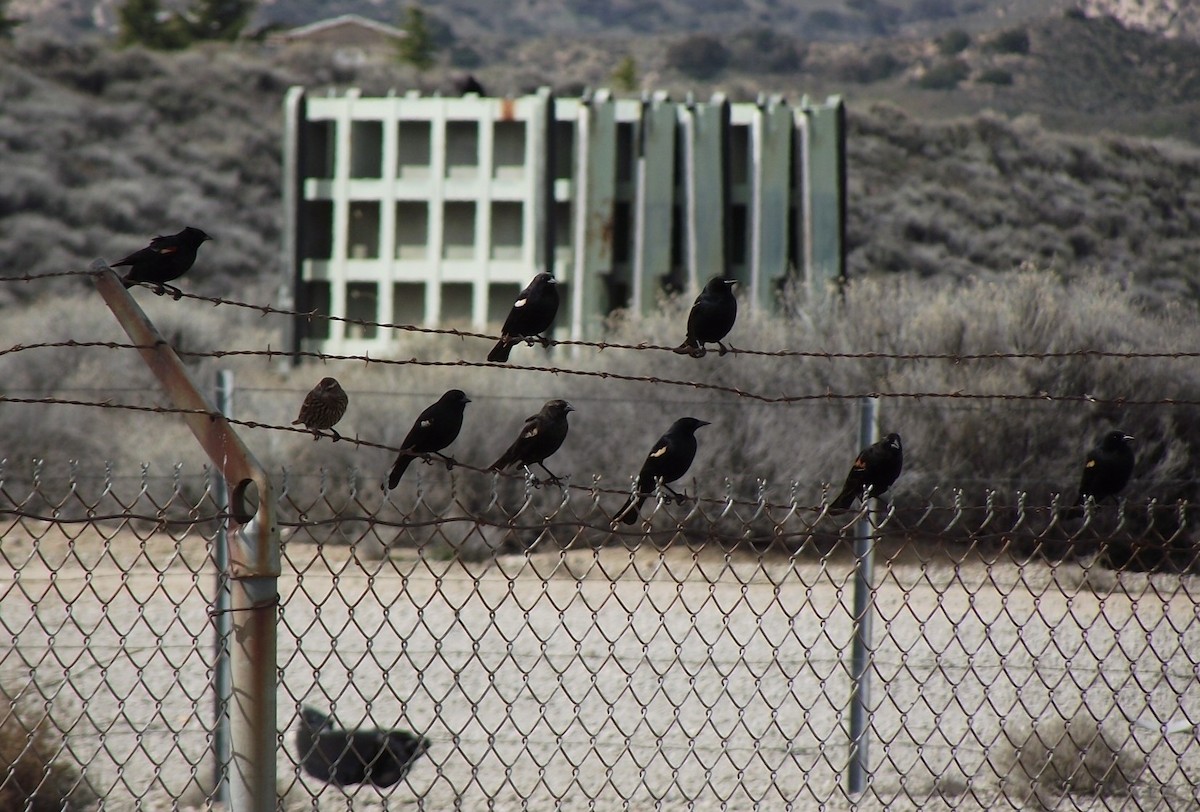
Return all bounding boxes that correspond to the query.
[1,464,1198,811]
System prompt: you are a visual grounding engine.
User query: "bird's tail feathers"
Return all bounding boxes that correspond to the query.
[387,455,414,490]
[828,488,857,514]
[487,339,512,363]
[613,495,644,525]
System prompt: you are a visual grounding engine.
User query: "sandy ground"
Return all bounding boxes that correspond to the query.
[2,520,1199,811]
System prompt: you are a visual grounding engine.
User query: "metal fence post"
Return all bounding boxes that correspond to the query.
[847,396,879,796]
[212,370,234,806]
[91,264,279,811]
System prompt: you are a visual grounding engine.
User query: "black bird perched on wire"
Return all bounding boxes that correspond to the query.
[456,74,487,95]
[292,377,349,442]
[613,417,710,525]
[295,706,429,788]
[490,399,574,484]
[386,389,471,489]
[1065,430,1135,516]
[674,276,738,358]
[487,273,559,363]
[112,226,211,300]
[829,433,904,513]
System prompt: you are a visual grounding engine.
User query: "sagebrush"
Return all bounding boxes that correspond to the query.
[3,270,1197,521]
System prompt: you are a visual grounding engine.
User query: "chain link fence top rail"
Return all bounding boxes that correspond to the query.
[1,465,1198,811]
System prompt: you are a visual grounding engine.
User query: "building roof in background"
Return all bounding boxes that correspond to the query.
[273,14,406,43]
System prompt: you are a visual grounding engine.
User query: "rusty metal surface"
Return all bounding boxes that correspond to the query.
[91,261,279,580]
[91,260,279,812]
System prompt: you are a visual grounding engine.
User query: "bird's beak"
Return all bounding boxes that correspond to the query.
[724,279,737,286]
[1124,434,1135,442]
[698,420,711,427]
[547,276,559,285]
[565,403,575,412]
[464,396,472,403]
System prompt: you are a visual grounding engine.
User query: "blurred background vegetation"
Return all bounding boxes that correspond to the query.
[1,0,1198,518]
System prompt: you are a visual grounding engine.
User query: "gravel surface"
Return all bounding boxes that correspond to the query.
[3,522,1199,811]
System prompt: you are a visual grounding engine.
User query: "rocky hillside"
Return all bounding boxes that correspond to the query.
[2,26,1200,307]
[1083,0,1200,40]
[12,0,1077,41]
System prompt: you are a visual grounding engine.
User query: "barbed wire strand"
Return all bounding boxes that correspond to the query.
[5,269,1200,363]
[0,393,805,512]
[3,341,1198,409]
[1,391,1188,527]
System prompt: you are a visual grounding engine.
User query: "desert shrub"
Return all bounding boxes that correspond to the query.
[0,686,96,811]
[847,104,1200,294]
[806,9,849,33]
[0,292,277,499]
[3,268,1200,565]
[450,44,482,68]
[0,42,291,299]
[977,67,1014,85]
[728,28,804,74]
[910,0,957,21]
[986,27,1031,54]
[998,711,1143,805]
[937,29,970,56]
[846,0,902,35]
[665,34,730,80]
[836,52,903,83]
[916,58,969,89]
[6,271,1200,518]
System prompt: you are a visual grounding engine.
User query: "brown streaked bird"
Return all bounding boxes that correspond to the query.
[489,399,574,484]
[112,226,211,300]
[292,377,349,442]
[829,432,904,513]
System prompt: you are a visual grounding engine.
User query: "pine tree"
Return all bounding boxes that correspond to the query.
[188,0,254,41]
[397,5,436,72]
[0,0,22,40]
[117,0,191,49]
[612,56,638,92]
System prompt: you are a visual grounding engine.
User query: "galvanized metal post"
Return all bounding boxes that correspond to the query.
[533,87,556,280]
[91,264,279,812]
[212,370,234,806]
[682,94,729,293]
[570,90,616,343]
[800,96,845,305]
[631,92,675,314]
[747,95,792,313]
[848,396,879,796]
[280,86,307,368]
